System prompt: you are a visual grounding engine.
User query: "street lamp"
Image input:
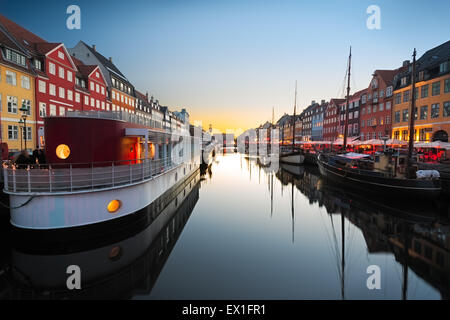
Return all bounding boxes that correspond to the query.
[19,102,28,152]
[18,118,24,150]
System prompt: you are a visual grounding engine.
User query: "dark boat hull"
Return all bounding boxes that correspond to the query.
[317,154,442,198]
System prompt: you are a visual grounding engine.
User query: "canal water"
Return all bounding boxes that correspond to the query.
[0,151,449,299]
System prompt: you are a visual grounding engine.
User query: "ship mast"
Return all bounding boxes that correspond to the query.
[406,49,417,179]
[343,46,352,150]
[292,81,297,151]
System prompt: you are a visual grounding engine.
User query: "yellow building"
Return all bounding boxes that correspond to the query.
[0,38,37,156]
[392,42,450,142]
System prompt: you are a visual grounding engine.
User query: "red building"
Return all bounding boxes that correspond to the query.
[72,57,109,112]
[323,98,345,141]
[359,67,406,141]
[0,17,108,147]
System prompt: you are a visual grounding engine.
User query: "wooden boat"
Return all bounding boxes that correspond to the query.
[317,152,441,198]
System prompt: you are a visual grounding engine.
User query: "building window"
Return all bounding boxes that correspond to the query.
[431,103,440,118]
[59,87,65,99]
[25,127,32,140]
[39,102,46,117]
[444,102,450,117]
[58,51,65,60]
[50,104,56,116]
[5,49,26,66]
[7,96,18,113]
[75,92,80,103]
[402,130,408,141]
[432,81,440,96]
[379,103,384,111]
[419,129,427,141]
[373,105,377,113]
[84,96,89,105]
[386,86,393,97]
[440,61,449,73]
[90,81,94,91]
[362,95,366,104]
[39,80,46,93]
[59,106,65,116]
[395,93,401,104]
[400,77,407,86]
[49,84,56,96]
[6,70,16,85]
[402,109,409,122]
[21,99,31,115]
[386,101,391,110]
[386,115,391,124]
[49,62,56,75]
[67,90,73,101]
[403,90,410,102]
[34,59,42,70]
[96,83,100,93]
[101,86,105,95]
[67,70,73,82]
[420,106,428,119]
[101,101,105,109]
[21,75,30,89]
[445,78,450,93]
[58,66,65,79]
[96,100,100,108]
[8,125,18,140]
[91,97,95,107]
[394,131,399,140]
[421,84,429,98]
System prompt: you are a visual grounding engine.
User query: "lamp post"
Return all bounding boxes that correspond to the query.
[19,102,28,152]
[18,118,24,150]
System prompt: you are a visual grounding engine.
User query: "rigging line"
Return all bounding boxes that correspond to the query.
[330,214,343,278]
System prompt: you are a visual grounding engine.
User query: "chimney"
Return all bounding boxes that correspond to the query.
[146,91,149,101]
[403,60,410,67]
[109,57,113,62]
[321,99,325,105]
[92,44,96,52]
[311,100,316,105]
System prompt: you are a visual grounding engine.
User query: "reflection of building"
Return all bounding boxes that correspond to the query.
[392,41,450,142]
[1,171,201,299]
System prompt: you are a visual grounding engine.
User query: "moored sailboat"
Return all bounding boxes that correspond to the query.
[317,48,442,198]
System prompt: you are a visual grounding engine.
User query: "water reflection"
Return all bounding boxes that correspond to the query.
[273,158,450,300]
[0,171,201,300]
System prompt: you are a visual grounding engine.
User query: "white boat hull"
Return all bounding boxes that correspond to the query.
[8,161,199,230]
[280,153,305,165]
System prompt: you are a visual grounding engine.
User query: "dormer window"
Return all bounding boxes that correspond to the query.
[371,78,378,89]
[440,61,449,73]
[400,76,407,86]
[34,59,42,70]
[5,48,26,67]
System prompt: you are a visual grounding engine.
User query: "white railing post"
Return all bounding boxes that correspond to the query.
[112,161,115,187]
[3,167,8,192]
[27,165,31,193]
[129,160,132,183]
[12,168,16,192]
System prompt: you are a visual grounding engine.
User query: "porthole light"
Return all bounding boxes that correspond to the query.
[56,144,70,159]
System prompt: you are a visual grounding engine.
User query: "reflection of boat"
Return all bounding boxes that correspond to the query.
[280,163,305,177]
[2,171,200,299]
[276,161,450,299]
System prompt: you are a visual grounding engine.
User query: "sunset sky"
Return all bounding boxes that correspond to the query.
[1,0,450,135]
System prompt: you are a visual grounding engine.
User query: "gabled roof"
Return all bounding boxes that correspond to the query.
[374,68,406,87]
[0,14,46,55]
[79,41,129,82]
[417,40,450,71]
[34,42,61,55]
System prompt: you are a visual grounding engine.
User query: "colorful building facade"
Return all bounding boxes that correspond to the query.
[392,41,450,143]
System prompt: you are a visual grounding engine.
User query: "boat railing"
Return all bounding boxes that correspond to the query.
[2,156,180,194]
